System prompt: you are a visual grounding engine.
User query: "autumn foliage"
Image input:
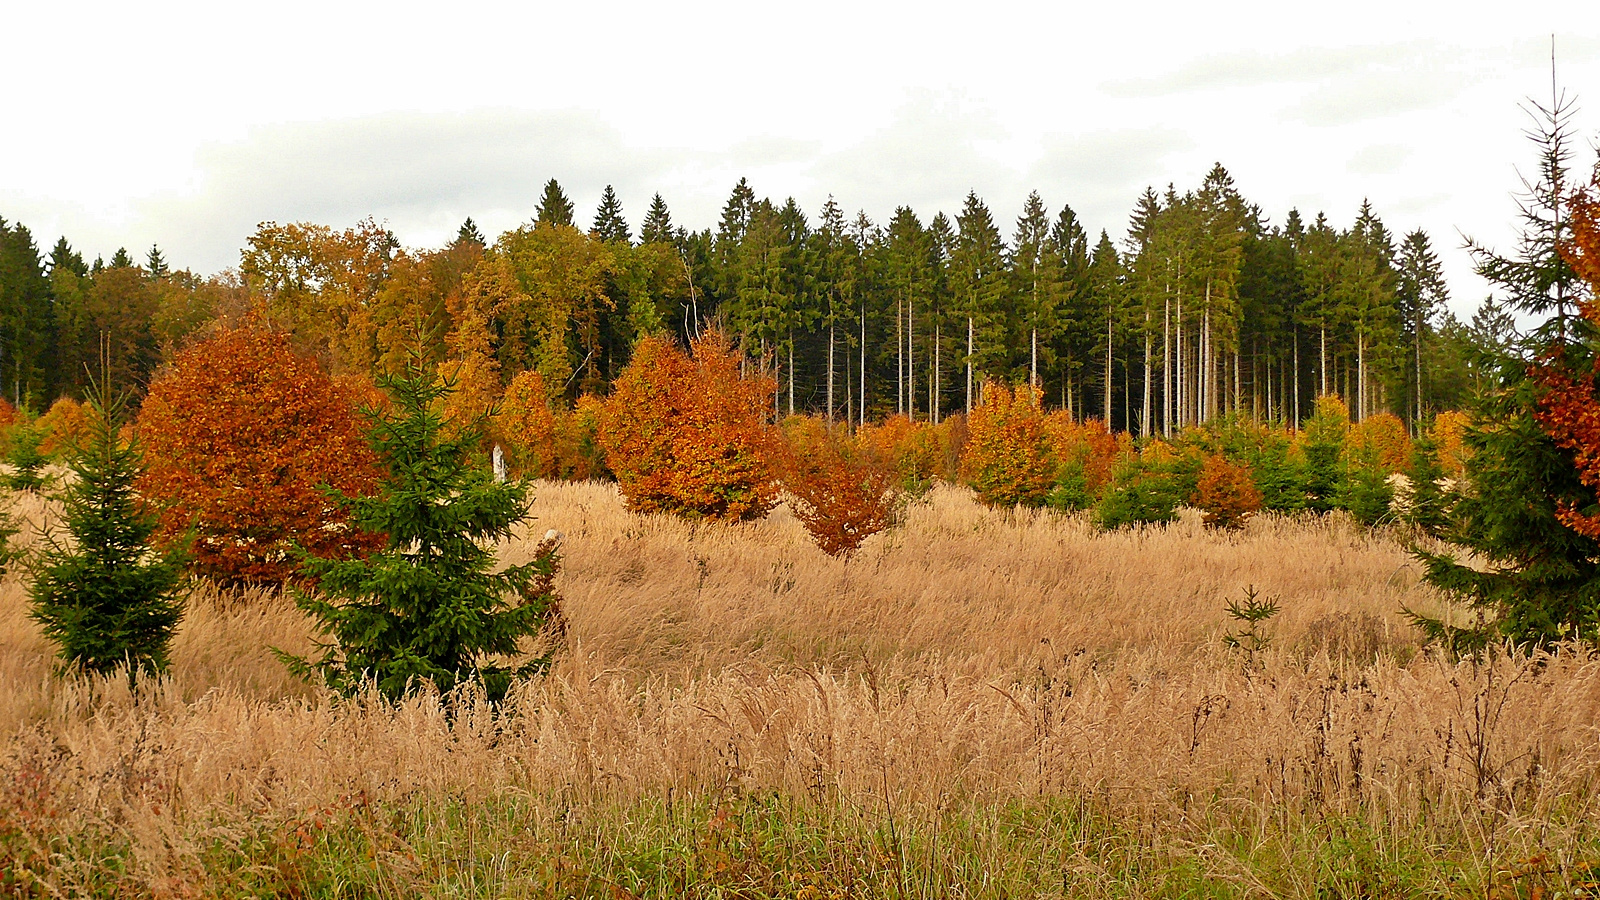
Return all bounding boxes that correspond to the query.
[1534,183,1600,539]
[777,417,900,557]
[599,332,778,522]
[137,327,384,585]
[1193,453,1264,530]
[961,383,1055,508]
[36,398,90,458]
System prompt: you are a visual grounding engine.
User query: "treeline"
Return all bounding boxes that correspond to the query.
[0,168,1510,425]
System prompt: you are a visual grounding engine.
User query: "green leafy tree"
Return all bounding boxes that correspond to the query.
[289,365,563,701]
[29,384,184,683]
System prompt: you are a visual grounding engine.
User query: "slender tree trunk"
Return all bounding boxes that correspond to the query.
[860,303,867,428]
[1163,293,1172,438]
[1031,327,1038,391]
[966,316,974,416]
[934,321,941,424]
[1141,311,1152,439]
[910,299,921,423]
[1357,331,1366,422]
[1294,327,1301,428]
[896,296,903,417]
[1104,310,1113,426]
[1319,326,1327,398]
[787,336,794,418]
[827,323,835,423]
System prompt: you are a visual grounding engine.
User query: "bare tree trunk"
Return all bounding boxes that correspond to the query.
[787,336,794,418]
[827,323,835,423]
[1104,310,1113,426]
[1141,311,1152,439]
[908,298,915,422]
[1163,292,1172,437]
[966,316,974,416]
[860,303,867,428]
[896,296,903,417]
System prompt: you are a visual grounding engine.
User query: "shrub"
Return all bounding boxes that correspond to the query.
[1429,410,1470,480]
[1095,442,1195,530]
[36,398,90,459]
[1340,445,1396,527]
[961,383,1054,508]
[288,365,563,702]
[2,422,52,492]
[494,369,560,479]
[777,416,900,557]
[1244,432,1306,512]
[1300,396,1349,512]
[1043,414,1121,509]
[29,387,184,684]
[599,332,778,522]
[137,326,384,585]
[1193,454,1263,530]
[1347,412,1412,474]
[858,415,943,495]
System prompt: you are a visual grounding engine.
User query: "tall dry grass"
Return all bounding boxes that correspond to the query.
[3,481,1598,894]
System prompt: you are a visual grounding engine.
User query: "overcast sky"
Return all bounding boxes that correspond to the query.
[3,1,1598,321]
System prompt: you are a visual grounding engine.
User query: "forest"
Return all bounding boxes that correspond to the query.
[0,164,1500,433]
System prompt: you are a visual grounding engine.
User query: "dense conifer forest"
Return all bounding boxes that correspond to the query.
[1,165,1499,429]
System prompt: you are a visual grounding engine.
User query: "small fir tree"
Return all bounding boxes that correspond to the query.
[3,421,52,492]
[29,383,184,683]
[287,365,563,701]
[535,179,575,228]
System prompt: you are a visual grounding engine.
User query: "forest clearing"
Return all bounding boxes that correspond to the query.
[3,482,1599,898]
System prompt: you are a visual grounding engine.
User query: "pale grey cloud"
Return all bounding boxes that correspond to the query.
[1104,44,1423,97]
[128,108,697,270]
[1346,143,1413,175]
[1027,128,1196,238]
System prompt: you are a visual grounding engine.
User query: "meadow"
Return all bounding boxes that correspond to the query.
[3,481,1599,898]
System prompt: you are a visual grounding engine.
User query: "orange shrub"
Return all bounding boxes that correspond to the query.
[599,332,778,522]
[961,383,1053,508]
[858,415,944,492]
[1193,454,1264,530]
[1347,412,1412,474]
[495,370,560,479]
[36,398,90,458]
[777,416,899,557]
[1042,413,1122,494]
[1430,410,1470,480]
[137,327,384,585]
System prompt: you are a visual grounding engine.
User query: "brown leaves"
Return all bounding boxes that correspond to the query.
[136,326,384,585]
[599,332,778,522]
[776,416,900,558]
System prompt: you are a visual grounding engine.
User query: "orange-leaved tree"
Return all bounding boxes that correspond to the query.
[1193,453,1264,530]
[137,326,384,585]
[777,416,900,557]
[599,332,777,521]
[36,397,90,458]
[961,382,1054,508]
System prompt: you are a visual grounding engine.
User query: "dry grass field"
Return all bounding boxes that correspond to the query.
[3,482,1600,897]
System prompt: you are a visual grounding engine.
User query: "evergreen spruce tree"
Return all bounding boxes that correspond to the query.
[109,247,134,269]
[535,179,575,228]
[640,193,675,244]
[3,421,51,492]
[591,185,631,244]
[28,380,184,683]
[144,244,169,279]
[288,365,563,701]
[456,217,486,248]
[1411,87,1600,649]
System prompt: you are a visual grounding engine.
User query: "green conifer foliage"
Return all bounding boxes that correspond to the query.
[591,185,631,244]
[28,387,184,683]
[535,179,575,228]
[1411,89,1600,650]
[3,421,52,492]
[289,365,563,701]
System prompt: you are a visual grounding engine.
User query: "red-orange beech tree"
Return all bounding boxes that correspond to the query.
[137,326,384,585]
[599,332,778,521]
